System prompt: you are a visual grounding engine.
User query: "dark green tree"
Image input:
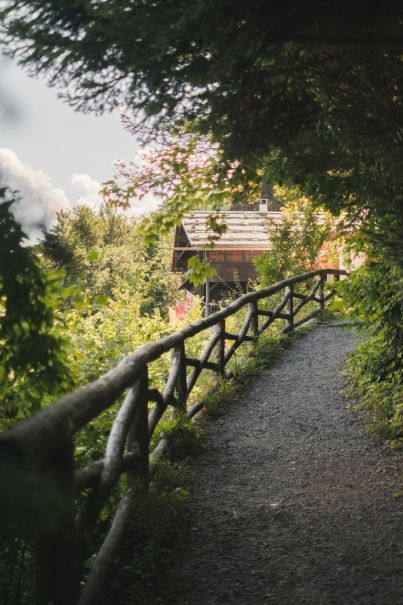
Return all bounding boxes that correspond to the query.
[1,1,402,260]
[0,188,72,426]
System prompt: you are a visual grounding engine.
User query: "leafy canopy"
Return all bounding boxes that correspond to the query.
[2,1,403,246]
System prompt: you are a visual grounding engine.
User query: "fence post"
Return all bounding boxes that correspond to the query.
[216,320,225,376]
[36,438,79,605]
[317,273,325,312]
[249,301,259,339]
[174,341,187,412]
[286,284,294,332]
[128,367,149,489]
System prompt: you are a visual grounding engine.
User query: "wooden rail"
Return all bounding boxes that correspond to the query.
[0,268,345,604]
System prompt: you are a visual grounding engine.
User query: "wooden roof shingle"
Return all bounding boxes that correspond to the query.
[180,210,281,249]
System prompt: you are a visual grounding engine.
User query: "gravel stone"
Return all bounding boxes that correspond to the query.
[164,326,403,605]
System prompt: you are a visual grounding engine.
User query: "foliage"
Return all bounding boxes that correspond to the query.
[340,256,403,447]
[162,416,205,462]
[71,287,173,461]
[185,255,217,287]
[2,2,403,260]
[40,203,181,462]
[68,288,168,383]
[0,189,74,602]
[102,128,251,246]
[42,202,178,314]
[0,188,72,427]
[254,197,334,286]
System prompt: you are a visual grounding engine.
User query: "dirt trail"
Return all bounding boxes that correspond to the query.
[165,325,403,605]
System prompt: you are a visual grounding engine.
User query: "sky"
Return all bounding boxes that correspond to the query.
[0,56,157,238]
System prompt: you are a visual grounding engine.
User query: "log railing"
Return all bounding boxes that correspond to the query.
[0,268,346,605]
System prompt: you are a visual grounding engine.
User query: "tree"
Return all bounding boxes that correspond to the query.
[102,128,246,245]
[254,197,333,286]
[42,201,178,315]
[0,188,72,427]
[2,1,402,261]
[340,244,403,447]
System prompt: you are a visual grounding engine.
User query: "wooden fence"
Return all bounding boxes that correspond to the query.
[0,268,346,604]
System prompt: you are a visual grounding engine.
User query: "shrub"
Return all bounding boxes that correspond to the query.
[340,259,403,447]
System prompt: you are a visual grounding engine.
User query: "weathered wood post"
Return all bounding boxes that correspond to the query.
[317,273,325,312]
[129,367,150,488]
[217,320,226,376]
[36,438,79,605]
[249,301,259,339]
[286,284,294,332]
[174,341,188,412]
[204,275,210,317]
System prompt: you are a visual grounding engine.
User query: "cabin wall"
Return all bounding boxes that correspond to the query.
[172,249,263,284]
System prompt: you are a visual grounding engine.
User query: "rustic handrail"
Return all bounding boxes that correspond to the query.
[0,268,346,605]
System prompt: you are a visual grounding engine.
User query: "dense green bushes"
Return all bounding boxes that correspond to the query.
[0,189,72,429]
[340,258,403,447]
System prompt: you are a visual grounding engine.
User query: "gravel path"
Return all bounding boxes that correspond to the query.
[165,325,403,605]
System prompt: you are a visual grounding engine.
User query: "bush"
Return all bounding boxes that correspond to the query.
[340,259,403,447]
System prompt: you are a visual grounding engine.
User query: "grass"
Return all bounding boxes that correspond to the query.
[342,363,403,450]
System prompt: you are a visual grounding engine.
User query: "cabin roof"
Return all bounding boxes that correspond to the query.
[178,210,280,249]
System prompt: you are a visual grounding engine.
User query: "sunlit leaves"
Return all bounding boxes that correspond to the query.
[254,197,334,286]
[185,255,217,286]
[87,248,100,263]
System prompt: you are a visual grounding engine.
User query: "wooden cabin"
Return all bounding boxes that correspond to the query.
[171,206,355,314]
[172,209,282,302]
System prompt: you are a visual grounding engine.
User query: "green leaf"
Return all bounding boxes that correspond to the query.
[87,249,100,263]
[96,294,108,306]
[185,255,217,286]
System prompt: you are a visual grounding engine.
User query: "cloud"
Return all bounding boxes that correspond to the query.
[0,147,70,241]
[0,148,159,244]
[131,193,159,216]
[70,173,103,208]
[71,171,159,216]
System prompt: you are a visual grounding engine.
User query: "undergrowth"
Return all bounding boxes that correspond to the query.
[162,416,206,461]
[336,261,402,448]
[100,486,188,605]
[342,344,403,449]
